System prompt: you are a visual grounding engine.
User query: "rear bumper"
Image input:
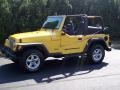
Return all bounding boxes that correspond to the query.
[0,45,16,60]
[106,47,112,51]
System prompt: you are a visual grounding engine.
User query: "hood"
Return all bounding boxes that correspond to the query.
[10,30,52,40]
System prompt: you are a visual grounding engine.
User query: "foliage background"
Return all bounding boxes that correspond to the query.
[0,0,120,43]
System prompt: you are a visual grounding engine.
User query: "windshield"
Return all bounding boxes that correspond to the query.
[42,16,63,29]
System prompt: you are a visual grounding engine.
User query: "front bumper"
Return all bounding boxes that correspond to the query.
[0,45,16,60]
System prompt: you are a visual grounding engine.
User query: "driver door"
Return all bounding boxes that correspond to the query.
[60,16,86,54]
[60,33,83,54]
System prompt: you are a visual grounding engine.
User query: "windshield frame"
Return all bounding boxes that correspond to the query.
[42,16,63,29]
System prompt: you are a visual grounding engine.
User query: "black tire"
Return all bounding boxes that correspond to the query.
[11,59,19,64]
[87,45,105,64]
[19,49,44,72]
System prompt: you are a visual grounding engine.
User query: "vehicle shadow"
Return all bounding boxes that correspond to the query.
[0,58,108,84]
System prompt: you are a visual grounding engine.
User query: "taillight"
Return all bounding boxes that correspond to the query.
[108,36,112,46]
[109,36,112,41]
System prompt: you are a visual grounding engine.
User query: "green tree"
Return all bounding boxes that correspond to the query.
[0,0,120,44]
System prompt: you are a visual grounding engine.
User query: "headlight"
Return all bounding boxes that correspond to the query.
[9,38,16,49]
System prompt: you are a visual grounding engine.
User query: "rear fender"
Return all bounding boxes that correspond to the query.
[83,38,110,53]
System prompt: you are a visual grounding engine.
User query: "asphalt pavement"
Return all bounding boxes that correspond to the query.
[0,47,120,90]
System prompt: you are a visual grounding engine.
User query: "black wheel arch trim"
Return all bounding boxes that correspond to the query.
[83,38,110,53]
[16,43,49,57]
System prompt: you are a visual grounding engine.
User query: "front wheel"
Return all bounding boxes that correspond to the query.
[19,49,44,72]
[87,45,105,64]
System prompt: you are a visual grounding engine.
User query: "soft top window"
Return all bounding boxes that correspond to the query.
[88,18,102,28]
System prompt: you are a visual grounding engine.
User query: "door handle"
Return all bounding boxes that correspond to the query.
[78,37,82,40]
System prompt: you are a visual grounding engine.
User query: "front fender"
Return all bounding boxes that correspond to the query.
[16,43,49,56]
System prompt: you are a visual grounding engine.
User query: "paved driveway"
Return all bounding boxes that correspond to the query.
[0,48,120,90]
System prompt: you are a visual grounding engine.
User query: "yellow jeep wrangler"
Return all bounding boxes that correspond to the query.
[0,14,111,72]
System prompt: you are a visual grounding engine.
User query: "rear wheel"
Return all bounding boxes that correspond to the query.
[19,49,44,72]
[87,45,105,64]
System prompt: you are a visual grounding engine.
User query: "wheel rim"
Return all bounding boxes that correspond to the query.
[92,49,103,62]
[26,54,40,70]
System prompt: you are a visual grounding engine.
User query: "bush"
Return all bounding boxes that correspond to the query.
[0,0,120,45]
